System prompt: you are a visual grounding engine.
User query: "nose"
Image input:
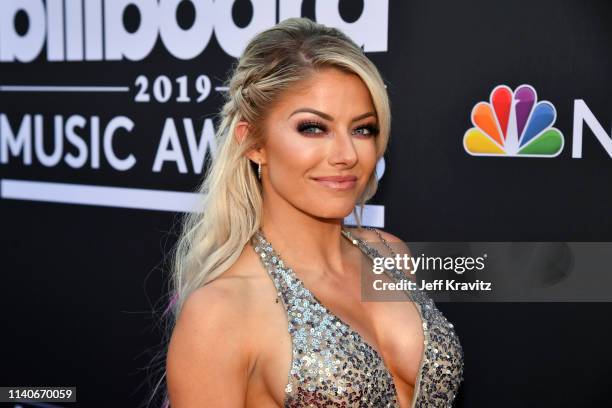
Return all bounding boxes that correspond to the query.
[327,129,358,167]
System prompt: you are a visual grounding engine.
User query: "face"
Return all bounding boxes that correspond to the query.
[245,67,379,220]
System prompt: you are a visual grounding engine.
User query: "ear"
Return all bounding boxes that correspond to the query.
[235,120,266,164]
[234,120,250,145]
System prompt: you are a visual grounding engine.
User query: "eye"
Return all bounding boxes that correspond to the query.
[353,123,380,137]
[297,120,327,135]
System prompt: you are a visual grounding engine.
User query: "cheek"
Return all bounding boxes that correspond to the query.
[357,139,378,170]
[266,130,320,186]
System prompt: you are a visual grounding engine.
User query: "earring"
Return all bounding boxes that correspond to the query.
[257,161,261,180]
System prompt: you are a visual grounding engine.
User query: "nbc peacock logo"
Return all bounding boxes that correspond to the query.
[463,84,564,157]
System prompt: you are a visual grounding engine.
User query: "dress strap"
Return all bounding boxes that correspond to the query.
[364,226,399,258]
[342,226,408,283]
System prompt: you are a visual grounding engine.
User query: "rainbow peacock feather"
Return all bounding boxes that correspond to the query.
[463,84,564,157]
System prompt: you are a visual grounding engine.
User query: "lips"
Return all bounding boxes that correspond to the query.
[312,175,357,190]
[312,175,357,182]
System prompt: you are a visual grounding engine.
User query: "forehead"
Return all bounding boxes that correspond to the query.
[271,67,375,118]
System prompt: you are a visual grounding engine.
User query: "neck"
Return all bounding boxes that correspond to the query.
[258,217,356,280]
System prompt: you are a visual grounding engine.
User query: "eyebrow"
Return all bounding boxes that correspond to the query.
[288,108,377,123]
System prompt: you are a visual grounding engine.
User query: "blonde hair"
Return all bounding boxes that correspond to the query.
[148,16,391,408]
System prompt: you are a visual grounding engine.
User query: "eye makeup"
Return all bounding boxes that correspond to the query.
[296,119,379,137]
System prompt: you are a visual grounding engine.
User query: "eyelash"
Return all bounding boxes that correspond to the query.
[297,120,379,137]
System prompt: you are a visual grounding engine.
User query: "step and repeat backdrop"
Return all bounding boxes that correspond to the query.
[1,1,610,407]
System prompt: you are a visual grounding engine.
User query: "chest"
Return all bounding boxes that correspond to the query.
[369,300,426,387]
[256,290,428,407]
[249,232,464,407]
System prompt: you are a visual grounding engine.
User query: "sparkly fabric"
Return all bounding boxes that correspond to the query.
[250,226,464,407]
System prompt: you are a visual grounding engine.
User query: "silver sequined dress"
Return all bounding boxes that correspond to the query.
[251,226,464,407]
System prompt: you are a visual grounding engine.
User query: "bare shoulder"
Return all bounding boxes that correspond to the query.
[166,271,256,406]
[345,226,413,257]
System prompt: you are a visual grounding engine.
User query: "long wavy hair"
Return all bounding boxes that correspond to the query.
[148,16,392,408]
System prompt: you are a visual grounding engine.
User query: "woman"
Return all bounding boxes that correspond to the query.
[163,17,463,407]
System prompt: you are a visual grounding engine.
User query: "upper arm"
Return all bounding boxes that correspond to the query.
[166,282,251,407]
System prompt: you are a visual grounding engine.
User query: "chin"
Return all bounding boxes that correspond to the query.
[310,204,356,220]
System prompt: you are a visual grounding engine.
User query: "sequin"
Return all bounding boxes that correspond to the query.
[251,227,464,407]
